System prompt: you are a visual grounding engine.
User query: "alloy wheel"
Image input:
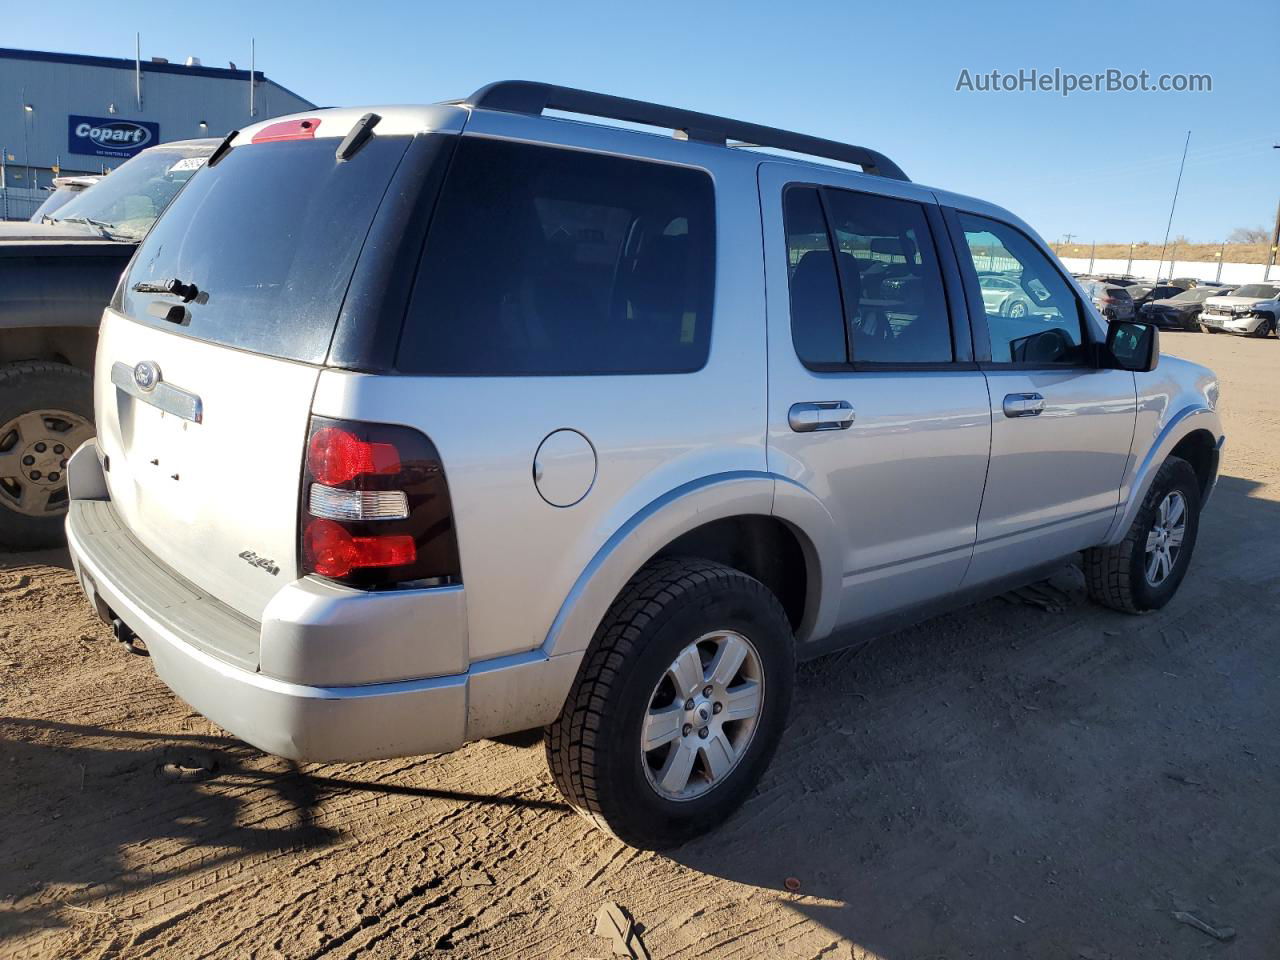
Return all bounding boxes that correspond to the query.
[641,630,765,802]
[1144,491,1187,587]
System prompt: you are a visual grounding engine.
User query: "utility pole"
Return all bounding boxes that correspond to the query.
[1268,146,1279,281]
[1088,241,1096,274]
[1156,131,1191,283]
[1126,242,1134,276]
[1063,232,1076,245]
[249,39,257,118]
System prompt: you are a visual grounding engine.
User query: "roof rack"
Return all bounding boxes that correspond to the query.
[464,81,908,182]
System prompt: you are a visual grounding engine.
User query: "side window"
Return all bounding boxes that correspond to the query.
[783,187,845,366]
[823,189,953,364]
[782,186,954,366]
[397,138,715,375]
[957,213,1086,365]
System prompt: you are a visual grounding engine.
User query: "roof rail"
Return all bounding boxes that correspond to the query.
[464,81,909,182]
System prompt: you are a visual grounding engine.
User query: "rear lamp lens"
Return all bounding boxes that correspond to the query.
[303,518,415,578]
[309,483,409,521]
[307,426,400,486]
[299,417,461,588]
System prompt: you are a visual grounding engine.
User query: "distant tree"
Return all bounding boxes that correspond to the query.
[1227,226,1269,243]
[1171,234,1190,246]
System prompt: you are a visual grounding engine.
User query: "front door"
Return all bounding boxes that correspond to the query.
[944,209,1137,587]
[760,164,992,630]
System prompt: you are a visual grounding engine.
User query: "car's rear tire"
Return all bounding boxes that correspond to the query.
[1083,456,1201,614]
[0,362,95,551]
[545,557,795,849]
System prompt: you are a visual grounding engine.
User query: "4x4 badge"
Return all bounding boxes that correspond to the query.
[238,550,280,577]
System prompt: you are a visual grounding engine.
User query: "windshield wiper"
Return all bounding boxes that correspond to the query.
[58,216,125,240]
[132,278,201,302]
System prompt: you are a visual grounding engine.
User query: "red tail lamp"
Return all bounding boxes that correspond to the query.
[307,426,400,486]
[303,519,415,579]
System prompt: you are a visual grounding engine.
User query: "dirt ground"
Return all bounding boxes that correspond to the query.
[2,334,1277,960]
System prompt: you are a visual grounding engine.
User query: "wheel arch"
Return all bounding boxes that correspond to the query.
[1104,406,1223,546]
[541,472,842,658]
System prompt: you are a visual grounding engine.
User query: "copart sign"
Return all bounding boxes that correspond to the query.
[68,115,161,158]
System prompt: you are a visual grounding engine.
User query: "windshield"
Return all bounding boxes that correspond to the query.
[50,144,213,240]
[1172,288,1215,302]
[29,187,84,223]
[1230,284,1280,300]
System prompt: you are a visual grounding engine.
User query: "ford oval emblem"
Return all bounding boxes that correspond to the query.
[132,361,161,392]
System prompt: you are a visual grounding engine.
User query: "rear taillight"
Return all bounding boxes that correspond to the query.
[300,417,460,588]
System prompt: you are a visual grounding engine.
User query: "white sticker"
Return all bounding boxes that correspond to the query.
[167,156,209,173]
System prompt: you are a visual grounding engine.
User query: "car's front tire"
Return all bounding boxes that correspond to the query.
[1083,456,1201,614]
[545,557,795,849]
[1253,318,1275,339]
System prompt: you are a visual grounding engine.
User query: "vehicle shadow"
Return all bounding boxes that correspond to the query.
[666,473,1280,955]
[0,544,74,572]
[0,717,567,946]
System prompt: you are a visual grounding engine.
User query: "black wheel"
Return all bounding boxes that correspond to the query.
[1005,298,1029,318]
[1083,456,1200,614]
[1200,323,1218,334]
[545,557,795,849]
[1254,318,1275,339]
[0,362,95,550]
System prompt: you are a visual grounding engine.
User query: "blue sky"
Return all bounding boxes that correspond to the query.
[7,0,1275,243]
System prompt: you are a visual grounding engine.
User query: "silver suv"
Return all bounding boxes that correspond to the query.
[66,83,1224,849]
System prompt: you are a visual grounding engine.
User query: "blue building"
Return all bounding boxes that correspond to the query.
[1,46,313,219]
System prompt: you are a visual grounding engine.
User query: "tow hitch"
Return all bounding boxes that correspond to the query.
[112,617,150,657]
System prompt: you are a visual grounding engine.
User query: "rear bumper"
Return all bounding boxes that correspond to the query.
[65,440,582,762]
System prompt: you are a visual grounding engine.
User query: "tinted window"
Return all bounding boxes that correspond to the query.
[783,187,845,365]
[397,138,714,376]
[1106,287,1133,301]
[823,190,953,363]
[958,213,1086,365]
[1233,284,1280,299]
[123,136,410,364]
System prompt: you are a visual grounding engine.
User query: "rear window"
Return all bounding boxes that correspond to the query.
[396,137,715,376]
[121,136,410,364]
[1233,284,1280,299]
[1106,287,1132,300]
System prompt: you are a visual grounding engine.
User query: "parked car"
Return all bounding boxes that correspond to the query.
[0,139,216,548]
[1079,279,1136,320]
[1127,283,1184,315]
[65,85,1223,849]
[978,273,1035,316]
[1198,283,1280,337]
[28,175,103,223]
[1141,286,1235,331]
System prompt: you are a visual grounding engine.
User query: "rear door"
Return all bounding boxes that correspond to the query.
[943,208,1137,587]
[759,164,992,629]
[95,131,412,624]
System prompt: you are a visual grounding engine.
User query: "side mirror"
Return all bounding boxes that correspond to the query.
[1106,319,1159,372]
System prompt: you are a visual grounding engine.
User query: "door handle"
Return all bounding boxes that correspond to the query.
[1003,392,1046,418]
[789,401,855,433]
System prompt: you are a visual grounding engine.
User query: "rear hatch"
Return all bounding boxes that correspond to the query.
[95,127,412,625]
